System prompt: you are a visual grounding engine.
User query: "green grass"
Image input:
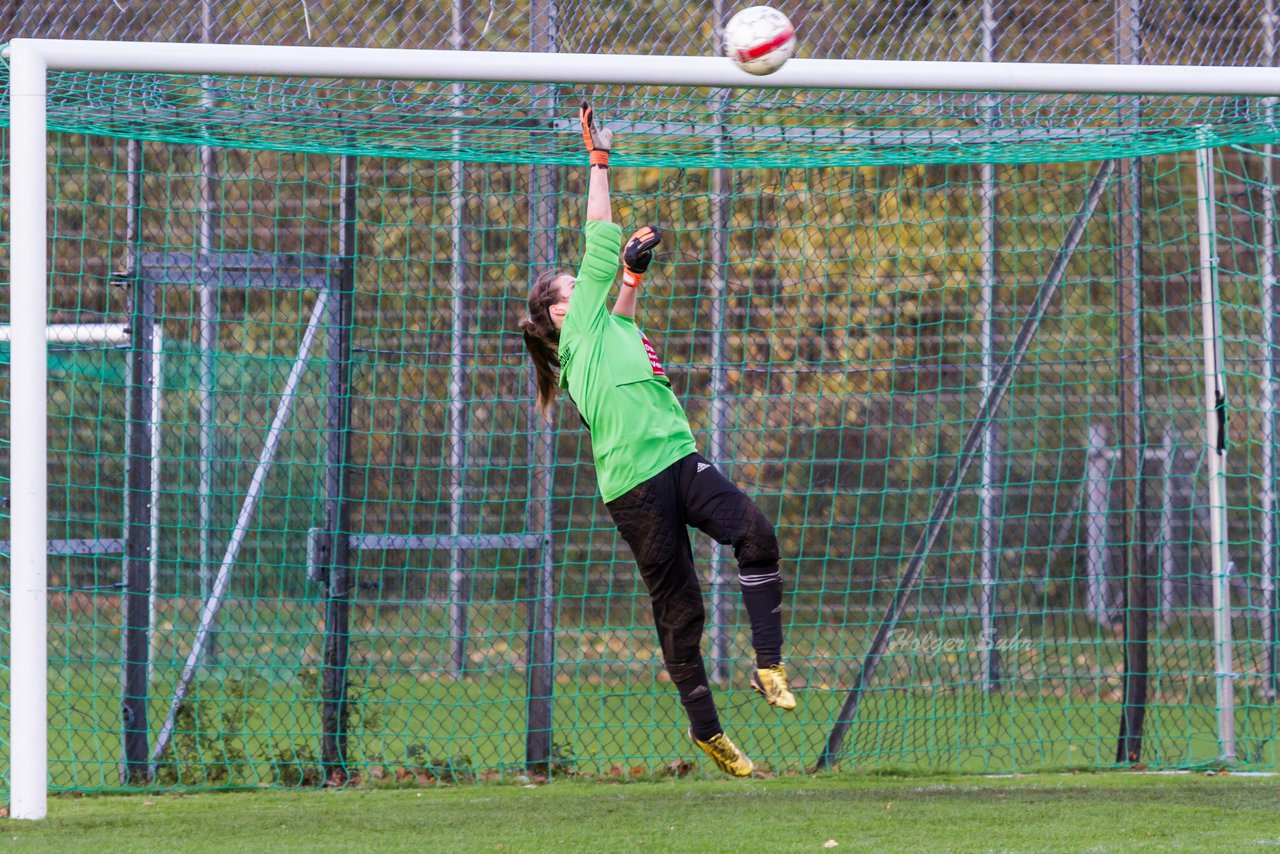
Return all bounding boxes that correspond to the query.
[13,659,1280,792]
[10,600,1280,792]
[3,773,1279,852]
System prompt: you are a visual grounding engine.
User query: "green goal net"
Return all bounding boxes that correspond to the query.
[4,57,1280,793]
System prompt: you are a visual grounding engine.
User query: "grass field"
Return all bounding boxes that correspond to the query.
[8,671,1278,799]
[2,772,1278,852]
[26,665,1280,792]
[17,596,1280,792]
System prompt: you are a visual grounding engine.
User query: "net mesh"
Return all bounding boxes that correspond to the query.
[2,59,1280,791]
[9,66,1280,165]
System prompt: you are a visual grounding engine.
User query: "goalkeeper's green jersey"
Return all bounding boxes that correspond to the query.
[558,220,697,503]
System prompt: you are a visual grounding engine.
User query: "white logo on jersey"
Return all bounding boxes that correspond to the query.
[696,462,711,473]
[639,332,667,377]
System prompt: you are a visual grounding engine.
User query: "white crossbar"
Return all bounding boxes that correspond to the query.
[6,39,1280,95]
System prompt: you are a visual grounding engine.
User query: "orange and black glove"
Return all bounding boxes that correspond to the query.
[579,101,613,169]
[622,226,662,288]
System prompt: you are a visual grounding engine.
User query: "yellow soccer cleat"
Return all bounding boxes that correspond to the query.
[689,729,755,778]
[751,663,797,711]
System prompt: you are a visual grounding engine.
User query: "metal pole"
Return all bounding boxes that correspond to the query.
[1159,428,1178,622]
[1114,0,1151,766]
[0,325,129,345]
[197,0,220,665]
[1085,424,1112,624]
[1258,0,1279,702]
[977,0,1001,691]
[447,0,471,677]
[526,0,559,771]
[321,154,359,780]
[148,320,163,685]
[121,138,153,784]
[815,161,1116,769]
[707,0,732,684]
[1195,147,1236,764]
[8,39,50,821]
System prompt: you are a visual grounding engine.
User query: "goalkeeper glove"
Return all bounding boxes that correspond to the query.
[622,226,662,287]
[579,101,613,169]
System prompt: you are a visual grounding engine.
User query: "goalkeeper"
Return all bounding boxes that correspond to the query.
[518,102,795,778]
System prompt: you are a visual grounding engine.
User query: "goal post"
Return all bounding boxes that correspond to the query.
[8,38,50,823]
[8,38,1280,817]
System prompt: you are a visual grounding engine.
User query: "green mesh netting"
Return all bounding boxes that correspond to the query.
[3,59,1280,793]
[5,63,1280,165]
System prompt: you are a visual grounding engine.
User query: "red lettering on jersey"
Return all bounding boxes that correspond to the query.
[639,332,667,378]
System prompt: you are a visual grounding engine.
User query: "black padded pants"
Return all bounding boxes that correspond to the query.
[605,452,785,738]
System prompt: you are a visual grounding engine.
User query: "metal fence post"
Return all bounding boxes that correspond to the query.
[447,0,473,678]
[977,0,1002,691]
[197,0,222,667]
[1195,147,1236,765]
[707,0,733,683]
[122,138,153,784]
[525,0,560,771]
[321,153,359,780]
[1258,0,1279,702]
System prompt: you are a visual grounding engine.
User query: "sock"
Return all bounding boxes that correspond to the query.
[741,575,784,668]
[672,660,722,741]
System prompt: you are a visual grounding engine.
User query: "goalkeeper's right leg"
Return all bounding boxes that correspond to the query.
[678,453,795,711]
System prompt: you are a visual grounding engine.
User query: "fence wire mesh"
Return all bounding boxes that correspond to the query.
[2,1,1280,64]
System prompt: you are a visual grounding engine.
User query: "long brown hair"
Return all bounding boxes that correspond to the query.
[519,269,568,421]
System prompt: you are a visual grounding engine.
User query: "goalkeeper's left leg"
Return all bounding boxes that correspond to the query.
[679,454,785,668]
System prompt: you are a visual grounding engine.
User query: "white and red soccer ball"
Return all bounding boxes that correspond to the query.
[723,6,797,76]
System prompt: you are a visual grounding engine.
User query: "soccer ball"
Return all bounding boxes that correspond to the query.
[723,6,796,76]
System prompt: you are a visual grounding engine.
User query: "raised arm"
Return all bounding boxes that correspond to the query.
[613,226,662,319]
[564,103,624,331]
[572,105,662,325]
[580,102,613,223]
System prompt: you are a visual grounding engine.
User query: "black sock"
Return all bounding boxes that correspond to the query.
[672,661,722,740]
[741,575,784,668]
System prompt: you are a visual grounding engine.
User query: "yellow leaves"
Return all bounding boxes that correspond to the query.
[948,268,973,289]
[895,331,921,361]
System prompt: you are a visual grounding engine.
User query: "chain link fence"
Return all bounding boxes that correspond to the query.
[3,1,1279,64]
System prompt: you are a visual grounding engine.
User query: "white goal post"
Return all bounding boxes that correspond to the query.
[8,37,1280,819]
